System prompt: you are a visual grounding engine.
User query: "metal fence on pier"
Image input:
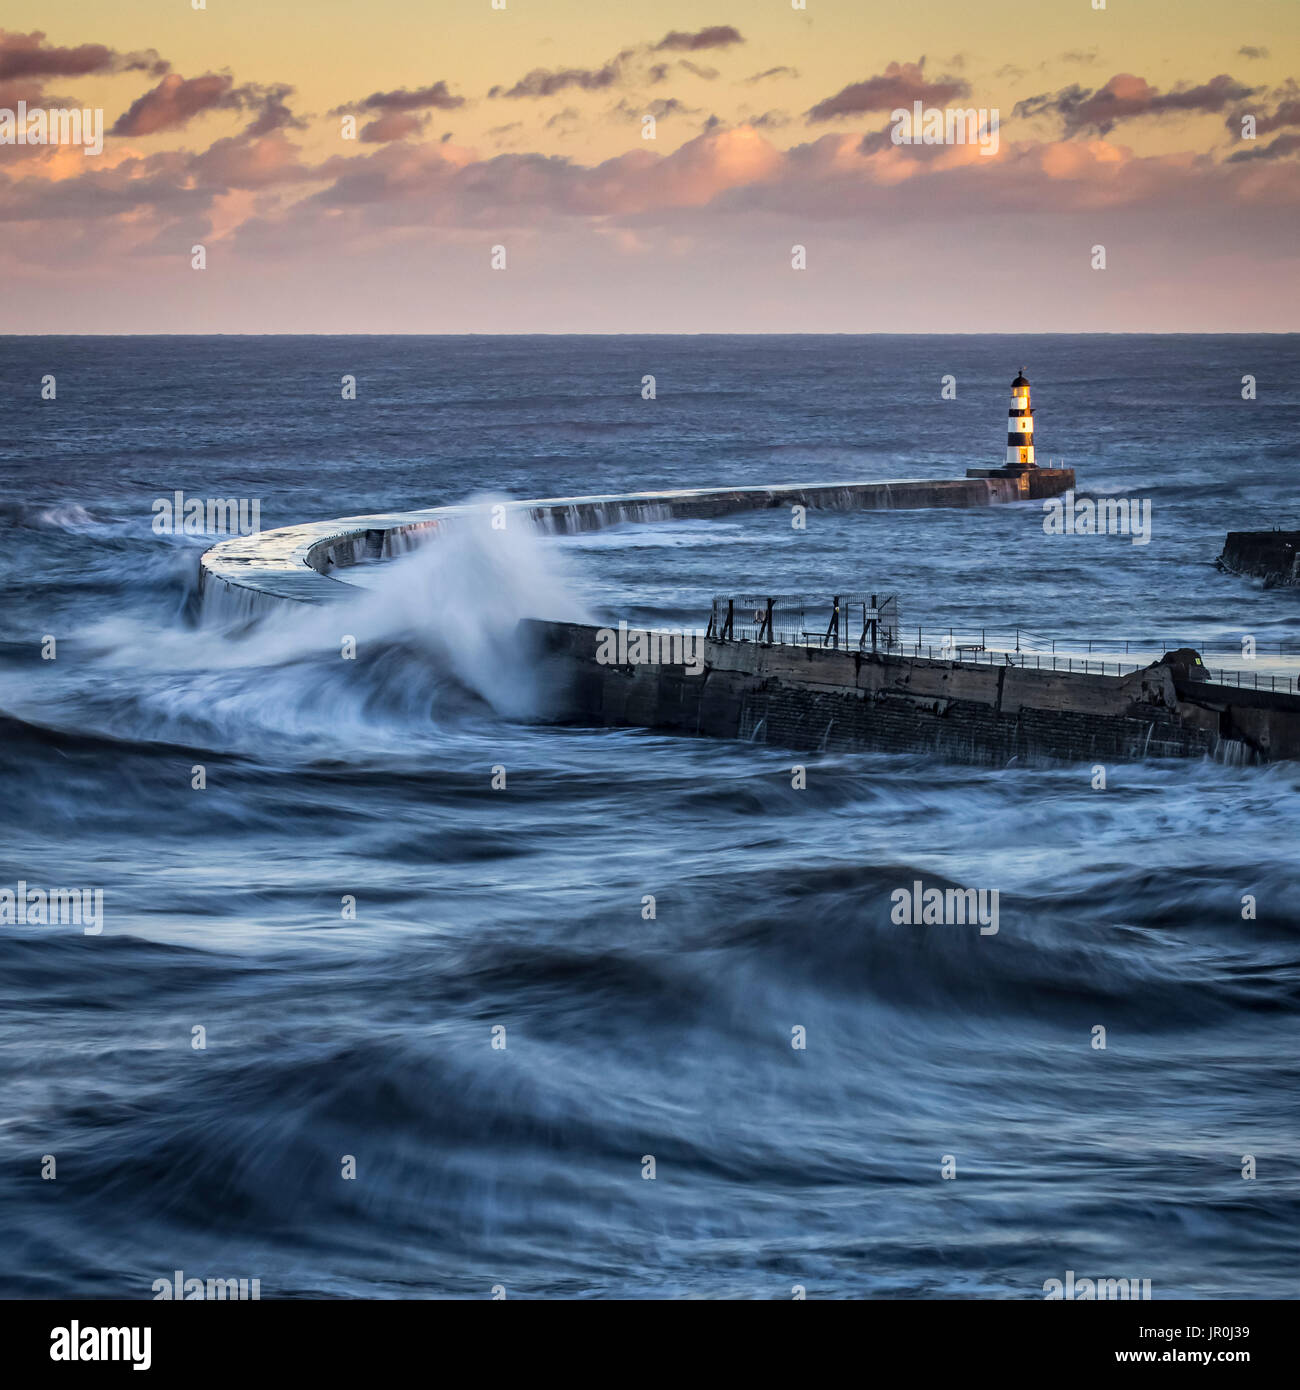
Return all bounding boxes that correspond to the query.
[709,593,900,653]
[705,595,1297,695]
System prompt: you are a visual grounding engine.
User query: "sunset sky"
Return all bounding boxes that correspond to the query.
[1,0,1297,332]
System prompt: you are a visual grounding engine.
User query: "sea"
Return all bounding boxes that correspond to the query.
[0,334,1297,1298]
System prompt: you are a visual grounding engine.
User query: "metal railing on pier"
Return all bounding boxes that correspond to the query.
[706,597,1298,695]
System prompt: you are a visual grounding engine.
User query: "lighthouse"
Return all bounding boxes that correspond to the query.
[1005,369,1035,469]
[964,369,1072,495]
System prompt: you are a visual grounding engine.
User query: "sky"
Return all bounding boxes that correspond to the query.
[0,0,1297,332]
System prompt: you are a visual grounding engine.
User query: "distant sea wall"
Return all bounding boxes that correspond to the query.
[530,623,1300,765]
[1217,531,1300,589]
[198,472,1075,614]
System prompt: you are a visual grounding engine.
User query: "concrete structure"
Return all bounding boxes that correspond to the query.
[1217,531,1300,589]
[197,467,1300,766]
[530,626,1300,765]
[199,473,1075,613]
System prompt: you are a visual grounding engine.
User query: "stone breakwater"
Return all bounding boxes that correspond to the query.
[193,467,1300,765]
[198,473,1075,613]
[1217,531,1300,589]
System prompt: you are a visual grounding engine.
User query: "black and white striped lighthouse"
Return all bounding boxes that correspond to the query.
[1006,369,1035,469]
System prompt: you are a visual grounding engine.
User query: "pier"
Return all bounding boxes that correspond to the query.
[198,472,1074,613]
[199,466,1300,765]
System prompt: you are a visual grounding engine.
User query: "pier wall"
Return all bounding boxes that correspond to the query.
[199,472,1074,612]
[530,621,1300,765]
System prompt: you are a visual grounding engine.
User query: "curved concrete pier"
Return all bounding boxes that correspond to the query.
[199,471,1073,612]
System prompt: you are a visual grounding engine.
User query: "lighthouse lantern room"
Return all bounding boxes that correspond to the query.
[1006,369,1035,470]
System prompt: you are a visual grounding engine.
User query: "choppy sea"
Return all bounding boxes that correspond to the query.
[1,335,1297,1298]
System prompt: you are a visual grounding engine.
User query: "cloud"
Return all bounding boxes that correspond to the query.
[1237,93,1300,136]
[1238,47,1270,61]
[333,81,464,115]
[110,73,239,136]
[491,30,743,100]
[243,84,307,138]
[613,97,700,122]
[1014,72,1260,136]
[1224,91,1300,155]
[491,59,625,100]
[0,28,167,82]
[1227,132,1300,161]
[189,129,313,188]
[109,73,305,138]
[743,67,798,85]
[652,27,744,53]
[806,60,970,122]
[360,111,430,143]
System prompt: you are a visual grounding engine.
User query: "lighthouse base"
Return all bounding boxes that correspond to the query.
[964,465,1074,499]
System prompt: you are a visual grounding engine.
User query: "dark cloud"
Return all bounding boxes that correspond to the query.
[743,67,798,85]
[613,97,700,122]
[491,60,624,100]
[1225,93,1300,138]
[1014,72,1259,136]
[747,110,790,129]
[0,28,167,82]
[111,73,238,136]
[1238,47,1270,61]
[806,60,969,122]
[333,82,465,115]
[243,84,307,138]
[111,74,305,138]
[1227,131,1300,161]
[652,27,743,53]
[492,30,741,100]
